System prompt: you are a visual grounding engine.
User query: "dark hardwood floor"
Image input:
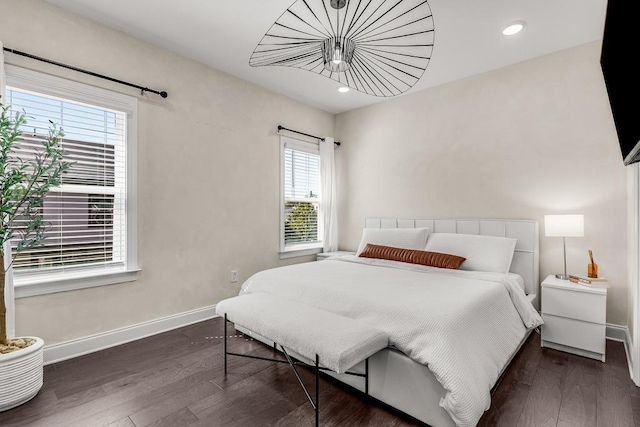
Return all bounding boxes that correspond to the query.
[0,317,638,426]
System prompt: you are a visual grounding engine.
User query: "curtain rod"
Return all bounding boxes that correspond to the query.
[277,125,341,146]
[3,47,168,99]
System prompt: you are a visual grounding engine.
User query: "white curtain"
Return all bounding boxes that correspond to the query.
[1,40,15,339]
[320,137,339,252]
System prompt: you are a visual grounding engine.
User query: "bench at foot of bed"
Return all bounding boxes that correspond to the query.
[216,292,388,426]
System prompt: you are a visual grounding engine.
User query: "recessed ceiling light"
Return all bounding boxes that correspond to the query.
[502,21,526,36]
[338,87,350,93]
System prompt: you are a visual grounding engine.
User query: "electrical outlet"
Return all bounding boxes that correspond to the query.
[230,270,239,283]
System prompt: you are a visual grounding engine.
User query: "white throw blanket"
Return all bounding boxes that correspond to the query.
[240,256,543,427]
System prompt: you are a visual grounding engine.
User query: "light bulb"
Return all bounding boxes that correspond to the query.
[332,48,342,64]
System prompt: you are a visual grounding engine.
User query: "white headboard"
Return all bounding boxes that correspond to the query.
[364,218,540,299]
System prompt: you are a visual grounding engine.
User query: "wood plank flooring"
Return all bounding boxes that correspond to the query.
[0,317,638,426]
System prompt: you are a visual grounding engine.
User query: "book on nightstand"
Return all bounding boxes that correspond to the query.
[568,274,610,288]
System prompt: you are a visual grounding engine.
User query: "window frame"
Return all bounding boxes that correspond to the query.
[279,136,323,258]
[5,65,139,298]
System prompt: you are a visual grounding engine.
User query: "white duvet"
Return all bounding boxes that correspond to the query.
[240,255,543,427]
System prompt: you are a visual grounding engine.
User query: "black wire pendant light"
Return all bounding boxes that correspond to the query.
[249,0,434,97]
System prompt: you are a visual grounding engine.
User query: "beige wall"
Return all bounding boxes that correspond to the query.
[1,0,334,344]
[336,42,628,325]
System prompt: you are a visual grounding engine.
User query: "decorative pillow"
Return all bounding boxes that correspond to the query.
[359,244,466,269]
[424,233,517,273]
[356,227,429,256]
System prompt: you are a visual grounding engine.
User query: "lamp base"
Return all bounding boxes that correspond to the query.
[555,274,569,280]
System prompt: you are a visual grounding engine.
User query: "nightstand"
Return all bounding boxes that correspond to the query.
[541,275,607,362]
[316,251,356,261]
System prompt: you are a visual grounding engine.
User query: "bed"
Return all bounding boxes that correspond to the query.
[235,218,542,427]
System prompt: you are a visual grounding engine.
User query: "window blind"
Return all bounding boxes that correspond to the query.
[5,87,127,275]
[283,143,321,246]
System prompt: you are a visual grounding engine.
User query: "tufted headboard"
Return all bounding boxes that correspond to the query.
[364,218,540,302]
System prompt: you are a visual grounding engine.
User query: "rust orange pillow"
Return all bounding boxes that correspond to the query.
[359,244,466,270]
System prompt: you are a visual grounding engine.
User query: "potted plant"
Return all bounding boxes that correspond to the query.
[0,102,70,411]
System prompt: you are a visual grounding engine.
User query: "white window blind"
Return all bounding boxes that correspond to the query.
[5,87,127,277]
[282,138,322,248]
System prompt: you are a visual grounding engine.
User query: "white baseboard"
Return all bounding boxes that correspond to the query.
[43,305,218,365]
[41,314,637,379]
[606,323,634,380]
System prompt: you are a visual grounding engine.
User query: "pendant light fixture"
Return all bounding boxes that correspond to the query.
[249,0,435,97]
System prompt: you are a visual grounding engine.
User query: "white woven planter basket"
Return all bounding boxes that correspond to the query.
[0,337,44,412]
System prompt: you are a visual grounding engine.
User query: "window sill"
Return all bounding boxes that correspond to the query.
[14,268,141,299]
[279,246,322,260]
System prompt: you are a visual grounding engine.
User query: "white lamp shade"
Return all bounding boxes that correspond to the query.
[544,214,584,237]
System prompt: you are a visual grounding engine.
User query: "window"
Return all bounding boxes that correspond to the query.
[5,66,138,297]
[280,136,322,255]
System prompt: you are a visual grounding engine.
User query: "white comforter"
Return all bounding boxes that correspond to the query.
[240,255,543,427]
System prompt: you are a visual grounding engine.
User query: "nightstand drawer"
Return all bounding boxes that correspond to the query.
[542,286,606,324]
[542,314,605,354]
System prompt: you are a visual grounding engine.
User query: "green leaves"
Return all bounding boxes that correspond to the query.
[284,201,319,243]
[0,102,73,259]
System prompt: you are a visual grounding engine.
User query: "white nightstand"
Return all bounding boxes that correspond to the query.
[316,251,356,261]
[541,275,607,362]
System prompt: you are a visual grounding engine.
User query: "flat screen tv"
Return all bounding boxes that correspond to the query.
[600,0,640,166]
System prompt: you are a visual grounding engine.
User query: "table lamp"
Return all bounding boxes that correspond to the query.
[544,214,584,280]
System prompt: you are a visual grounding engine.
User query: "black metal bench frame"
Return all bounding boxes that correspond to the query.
[223,314,370,427]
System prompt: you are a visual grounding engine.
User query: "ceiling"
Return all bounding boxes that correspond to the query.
[43,0,608,114]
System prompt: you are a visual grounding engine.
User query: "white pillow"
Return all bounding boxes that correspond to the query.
[356,228,429,256]
[424,233,517,273]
